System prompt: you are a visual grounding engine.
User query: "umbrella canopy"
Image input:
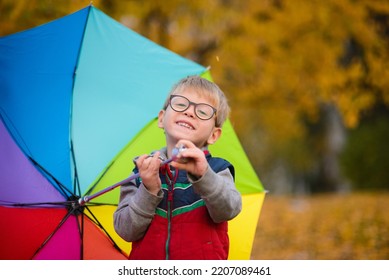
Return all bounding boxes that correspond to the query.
[0,5,265,260]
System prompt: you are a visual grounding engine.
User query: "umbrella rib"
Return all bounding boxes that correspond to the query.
[31,208,75,259]
[84,205,124,253]
[2,107,75,200]
[0,200,72,208]
[28,156,75,199]
[68,5,92,199]
[78,211,85,260]
[70,140,82,197]
[0,111,34,156]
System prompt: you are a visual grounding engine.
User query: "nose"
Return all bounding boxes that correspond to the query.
[183,103,196,118]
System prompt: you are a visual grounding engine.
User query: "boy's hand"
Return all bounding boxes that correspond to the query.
[136,151,162,195]
[171,140,208,178]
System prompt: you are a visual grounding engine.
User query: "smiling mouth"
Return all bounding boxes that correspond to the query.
[177,121,194,130]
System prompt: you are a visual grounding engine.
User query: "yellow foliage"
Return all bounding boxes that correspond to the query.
[0,0,104,36]
[252,192,389,259]
[1,0,389,188]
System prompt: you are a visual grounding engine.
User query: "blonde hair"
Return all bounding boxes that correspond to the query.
[163,76,230,127]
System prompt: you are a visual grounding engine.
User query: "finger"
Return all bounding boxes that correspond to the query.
[176,146,199,160]
[152,151,161,160]
[176,140,195,150]
[170,160,186,170]
[174,141,193,161]
[134,154,147,167]
[139,154,155,169]
[149,152,162,169]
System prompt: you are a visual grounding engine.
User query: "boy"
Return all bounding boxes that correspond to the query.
[113,76,242,259]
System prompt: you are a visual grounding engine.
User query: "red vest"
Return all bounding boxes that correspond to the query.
[129,207,229,260]
[129,154,234,260]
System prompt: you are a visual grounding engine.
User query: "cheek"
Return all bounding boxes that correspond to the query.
[159,111,174,129]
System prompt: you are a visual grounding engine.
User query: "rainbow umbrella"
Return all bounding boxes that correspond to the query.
[0,5,265,260]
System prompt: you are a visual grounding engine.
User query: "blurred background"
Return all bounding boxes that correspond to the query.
[1,0,388,259]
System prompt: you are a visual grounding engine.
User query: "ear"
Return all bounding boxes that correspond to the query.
[207,127,222,145]
[158,110,165,129]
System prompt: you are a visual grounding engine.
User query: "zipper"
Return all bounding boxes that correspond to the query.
[164,166,178,260]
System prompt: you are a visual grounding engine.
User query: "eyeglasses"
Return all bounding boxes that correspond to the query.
[169,95,217,120]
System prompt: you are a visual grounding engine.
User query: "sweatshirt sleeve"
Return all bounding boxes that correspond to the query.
[189,167,242,223]
[113,178,163,242]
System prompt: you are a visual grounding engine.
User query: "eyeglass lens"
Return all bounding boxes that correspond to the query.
[170,95,216,120]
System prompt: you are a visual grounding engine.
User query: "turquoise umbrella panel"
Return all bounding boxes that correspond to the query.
[71,7,205,193]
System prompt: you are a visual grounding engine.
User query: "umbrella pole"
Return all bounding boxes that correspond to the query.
[78,146,185,205]
[78,172,140,205]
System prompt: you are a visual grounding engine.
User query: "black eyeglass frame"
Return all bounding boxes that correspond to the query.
[168,94,217,120]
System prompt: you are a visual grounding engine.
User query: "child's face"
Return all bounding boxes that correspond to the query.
[158,87,222,148]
